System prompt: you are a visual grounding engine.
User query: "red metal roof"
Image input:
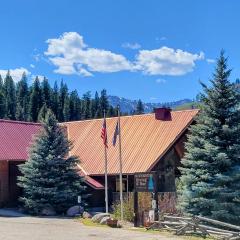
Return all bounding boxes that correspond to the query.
[64,109,199,176]
[0,120,41,161]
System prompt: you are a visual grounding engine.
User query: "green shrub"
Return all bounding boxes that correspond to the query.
[112,195,134,222]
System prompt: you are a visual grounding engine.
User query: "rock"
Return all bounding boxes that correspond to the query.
[66,205,84,217]
[41,207,56,216]
[92,213,110,223]
[82,211,92,219]
[100,216,110,225]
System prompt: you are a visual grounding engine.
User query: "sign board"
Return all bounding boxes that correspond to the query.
[134,172,157,192]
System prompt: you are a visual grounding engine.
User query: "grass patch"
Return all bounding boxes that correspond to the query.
[77,218,109,228]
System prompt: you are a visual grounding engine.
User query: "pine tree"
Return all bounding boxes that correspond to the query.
[41,77,52,108]
[4,71,16,120]
[52,81,59,118]
[16,72,29,121]
[0,75,6,118]
[18,109,85,214]
[29,76,42,122]
[63,95,70,122]
[135,99,144,114]
[99,89,109,117]
[92,91,101,118]
[178,51,240,224]
[58,80,68,122]
[69,90,81,121]
[82,91,92,119]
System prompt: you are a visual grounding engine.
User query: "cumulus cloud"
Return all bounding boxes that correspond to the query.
[45,32,132,76]
[44,32,204,77]
[135,47,204,76]
[207,58,215,64]
[31,75,45,82]
[122,42,141,49]
[0,68,31,82]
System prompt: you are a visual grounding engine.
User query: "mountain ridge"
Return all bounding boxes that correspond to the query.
[108,95,194,113]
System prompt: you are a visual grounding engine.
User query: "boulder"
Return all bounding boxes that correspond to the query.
[82,211,92,219]
[100,216,111,225]
[92,213,110,223]
[41,207,56,216]
[66,205,84,217]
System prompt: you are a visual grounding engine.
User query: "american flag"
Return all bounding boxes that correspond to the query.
[101,118,108,148]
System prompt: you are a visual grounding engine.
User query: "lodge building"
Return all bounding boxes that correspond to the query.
[0,108,198,208]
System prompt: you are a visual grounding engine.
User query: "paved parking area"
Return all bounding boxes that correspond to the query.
[0,216,181,240]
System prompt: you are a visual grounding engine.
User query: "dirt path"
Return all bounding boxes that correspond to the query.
[0,216,182,240]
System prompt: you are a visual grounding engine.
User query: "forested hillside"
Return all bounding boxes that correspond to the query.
[0,71,119,122]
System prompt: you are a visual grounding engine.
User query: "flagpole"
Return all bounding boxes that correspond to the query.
[118,105,124,221]
[104,110,109,213]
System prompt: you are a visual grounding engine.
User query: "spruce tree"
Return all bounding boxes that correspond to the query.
[92,91,101,118]
[82,91,92,119]
[135,99,144,114]
[178,51,240,224]
[69,90,81,121]
[99,89,109,117]
[18,109,85,214]
[63,95,70,121]
[52,81,59,118]
[58,80,68,122]
[0,75,6,118]
[16,72,29,121]
[41,77,52,108]
[4,71,16,119]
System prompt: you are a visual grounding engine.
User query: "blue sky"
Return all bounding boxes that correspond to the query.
[0,0,240,103]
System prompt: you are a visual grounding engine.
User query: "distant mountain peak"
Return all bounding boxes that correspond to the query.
[108,95,193,113]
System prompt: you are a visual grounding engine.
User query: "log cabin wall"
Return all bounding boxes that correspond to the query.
[0,161,9,206]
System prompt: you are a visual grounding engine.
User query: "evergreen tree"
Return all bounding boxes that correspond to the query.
[52,81,59,118]
[4,71,16,119]
[63,95,70,122]
[178,51,240,224]
[16,72,29,121]
[99,89,109,117]
[58,80,68,122]
[135,99,144,114]
[82,91,92,119]
[29,76,42,122]
[69,90,81,121]
[0,74,6,118]
[41,77,52,108]
[18,109,85,214]
[92,91,101,118]
[37,103,48,122]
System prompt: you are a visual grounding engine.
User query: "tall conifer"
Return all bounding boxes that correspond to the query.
[178,51,240,224]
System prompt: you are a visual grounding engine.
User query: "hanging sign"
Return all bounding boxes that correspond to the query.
[134,172,157,192]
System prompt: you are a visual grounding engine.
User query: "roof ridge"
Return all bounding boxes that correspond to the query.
[0,119,42,126]
[63,109,199,124]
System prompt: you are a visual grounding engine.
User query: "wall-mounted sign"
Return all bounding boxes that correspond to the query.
[134,172,157,192]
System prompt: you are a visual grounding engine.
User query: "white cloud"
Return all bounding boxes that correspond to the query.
[45,32,132,76]
[44,32,204,77]
[122,42,141,49]
[135,47,204,76]
[207,58,215,64]
[31,75,45,82]
[30,64,35,68]
[0,68,31,82]
[156,78,167,84]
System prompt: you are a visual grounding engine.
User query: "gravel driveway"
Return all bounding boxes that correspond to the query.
[0,216,181,240]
